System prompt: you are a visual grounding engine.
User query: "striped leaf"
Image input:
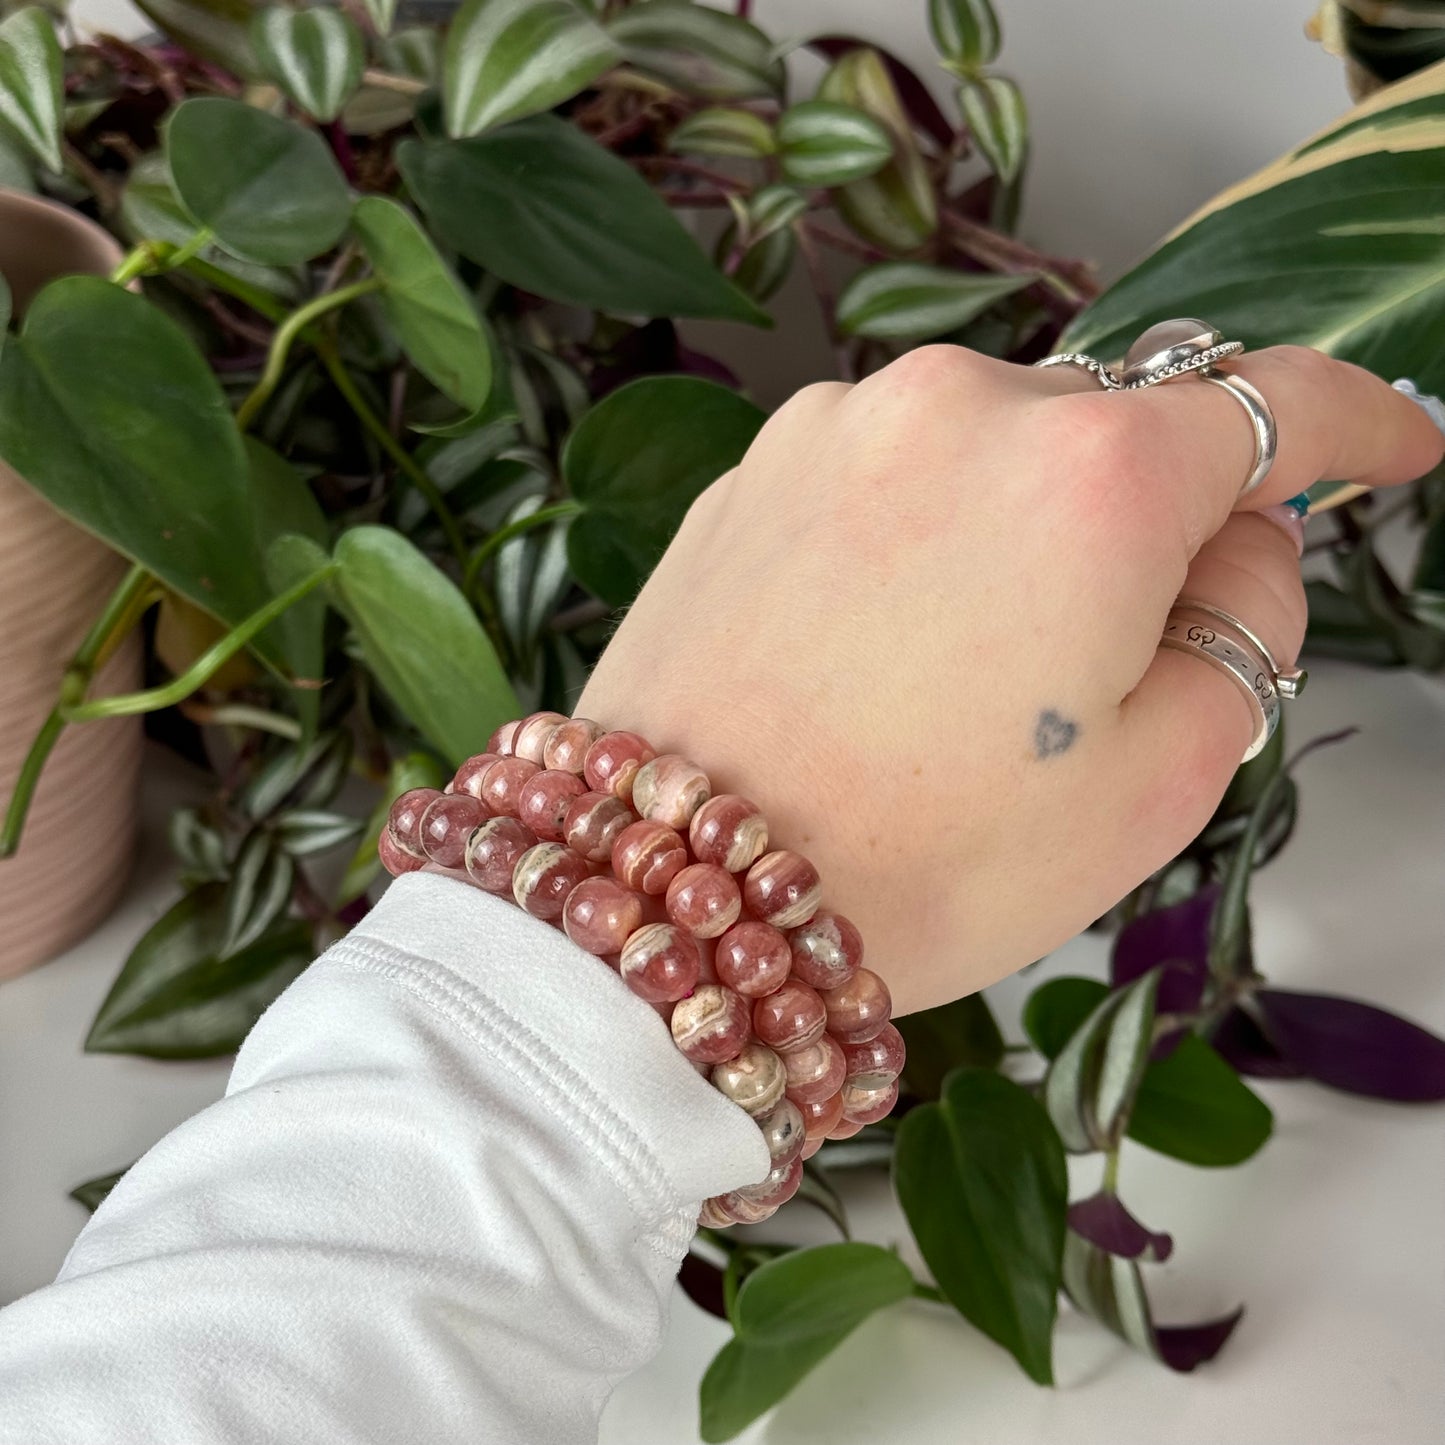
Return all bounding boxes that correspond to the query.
[609,0,783,100]
[0,7,62,172]
[928,0,1001,74]
[669,106,775,158]
[443,0,620,138]
[360,0,398,37]
[1062,60,1445,396]
[959,73,1027,184]
[252,5,365,124]
[836,261,1033,341]
[777,100,892,188]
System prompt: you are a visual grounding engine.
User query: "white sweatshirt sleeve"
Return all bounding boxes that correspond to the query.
[0,871,769,1444]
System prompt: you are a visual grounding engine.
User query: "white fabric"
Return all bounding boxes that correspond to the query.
[0,871,768,1443]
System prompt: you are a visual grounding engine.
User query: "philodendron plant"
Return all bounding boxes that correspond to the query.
[0,0,1443,1436]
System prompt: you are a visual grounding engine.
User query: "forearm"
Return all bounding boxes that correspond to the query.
[0,872,767,1444]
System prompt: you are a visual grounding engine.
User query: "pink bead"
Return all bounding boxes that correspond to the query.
[513,710,568,764]
[839,1077,899,1125]
[689,794,768,873]
[449,752,500,798]
[517,769,587,842]
[822,968,892,1044]
[632,753,711,829]
[752,980,827,1054]
[563,876,645,956]
[377,828,424,877]
[512,841,589,921]
[754,1096,806,1168]
[387,786,442,858]
[788,909,863,991]
[743,850,822,929]
[710,1042,786,1116]
[563,791,635,864]
[464,816,539,894]
[799,1089,845,1143]
[479,756,539,817]
[698,1197,738,1229]
[620,922,701,1003]
[722,1155,803,1221]
[665,863,741,940]
[583,730,657,803]
[612,819,688,895]
[419,793,488,869]
[827,1115,865,1141]
[543,717,605,775]
[782,1033,846,1105]
[714,921,792,997]
[488,719,521,756]
[800,1135,824,1161]
[670,983,751,1064]
[840,1022,906,1089]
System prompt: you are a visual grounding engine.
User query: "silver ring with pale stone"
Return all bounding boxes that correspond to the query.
[1036,318,1278,497]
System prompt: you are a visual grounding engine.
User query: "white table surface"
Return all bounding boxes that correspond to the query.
[2,658,1443,1443]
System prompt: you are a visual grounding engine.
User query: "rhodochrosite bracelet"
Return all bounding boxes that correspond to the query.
[378,711,904,1228]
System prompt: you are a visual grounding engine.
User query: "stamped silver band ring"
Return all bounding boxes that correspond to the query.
[1160,614,1280,762]
[1174,596,1307,701]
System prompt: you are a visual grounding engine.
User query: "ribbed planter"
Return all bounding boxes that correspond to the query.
[0,189,144,979]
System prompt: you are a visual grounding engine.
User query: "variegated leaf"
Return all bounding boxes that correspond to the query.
[669,106,775,158]
[252,5,365,124]
[776,99,892,188]
[959,73,1028,184]
[837,261,1032,340]
[928,0,1001,74]
[609,0,782,100]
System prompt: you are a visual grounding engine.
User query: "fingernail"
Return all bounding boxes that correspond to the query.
[1259,503,1306,556]
[1392,378,1445,437]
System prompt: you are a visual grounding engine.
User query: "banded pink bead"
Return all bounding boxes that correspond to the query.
[670,983,750,1064]
[689,794,768,873]
[665,862,741,939]
[418,793,488,870]
[714,920,792,997]
[743,850,821,929]
[619,922,701,1004]
[512,842,589,922]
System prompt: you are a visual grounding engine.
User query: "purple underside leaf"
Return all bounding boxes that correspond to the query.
[1211,1006,1305,1079]
[1256,989,1445,1102]
[678,1252,728,1321]
[1067,1191,1173,1263]
[1155,1306,1245,1372]
[807,36,955,149]
[1111,885,1218,1015]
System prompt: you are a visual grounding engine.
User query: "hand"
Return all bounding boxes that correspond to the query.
[578,346,1442,1016]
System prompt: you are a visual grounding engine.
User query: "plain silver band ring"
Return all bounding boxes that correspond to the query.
[1199,370,1277,497]
[1160,612,1281,762]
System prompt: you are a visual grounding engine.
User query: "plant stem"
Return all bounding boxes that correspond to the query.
[236,279,381,431]
[180,258,289,322]
[1,564,155,858]
[1102,1148,1120,1193]
[359,66,428,95]
[314,341,470,568]
[464,502,582,594]
[110,241,166,286]
[61,567,337,722]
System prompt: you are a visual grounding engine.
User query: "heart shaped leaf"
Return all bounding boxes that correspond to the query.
[0,8,63,172]
[698,1243,913,1442]
[252,5,365,123]
[443,0,620,138]
[561,375,764,606]
[777,100,892,187]
[609,0,783,100]
[895,1069,1067,1384]
[399,117,766,323]
[836,262,1033,340]
[86,883,313,1059]
[167,96,351,265]
[332,525,518,765]
[959,74,1027,184]
[352,195,493,413]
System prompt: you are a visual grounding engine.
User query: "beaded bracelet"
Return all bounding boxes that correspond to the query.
[377,712,904,1229]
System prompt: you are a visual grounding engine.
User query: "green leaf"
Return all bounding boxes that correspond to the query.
[338,750,444,904]
[561,375,765,606]
[352,195,492,413]
[442,0,620,138]
[86,883,313,1059]
[360,0,397,36]
[895,1069,1066,1384]
[167,97,351,266]
[698,1244,912,1442]
[895,991,1005,1099]
[1022,976,1108,1061]
[0,277,308,675]
[818,48,937,252]
[70,1167,129,1213]
[134,0,259,75]
[1128,1034,1273,1167]
[1043,970,1159,1153]
[0,271,8,356]
[0,124,35,190]
[1062,64,1445,394]
[837,261,1033,340]
[959,74,1027,185]
[669,106,775,158]
[0,7,63,171]
[252,5,364,123]
[220,831,295,957]
[273,809,365,857]
[399,117,766,323]
[929,0,1001,72]
[332,525,518,765]
[776,99,892,187]
[742,182,808,242]
[609,0,783,101]
[1061,1231,1155,1357]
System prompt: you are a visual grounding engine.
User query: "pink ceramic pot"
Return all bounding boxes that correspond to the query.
[0,188,144,978]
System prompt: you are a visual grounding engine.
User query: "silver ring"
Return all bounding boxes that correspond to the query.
[1033,353,1122,390]
[1174,597,1307,700]
[1161,612,1280,762]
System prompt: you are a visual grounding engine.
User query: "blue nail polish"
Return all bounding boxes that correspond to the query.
[1284,493,1311,517]
[1392,378,1445,437]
